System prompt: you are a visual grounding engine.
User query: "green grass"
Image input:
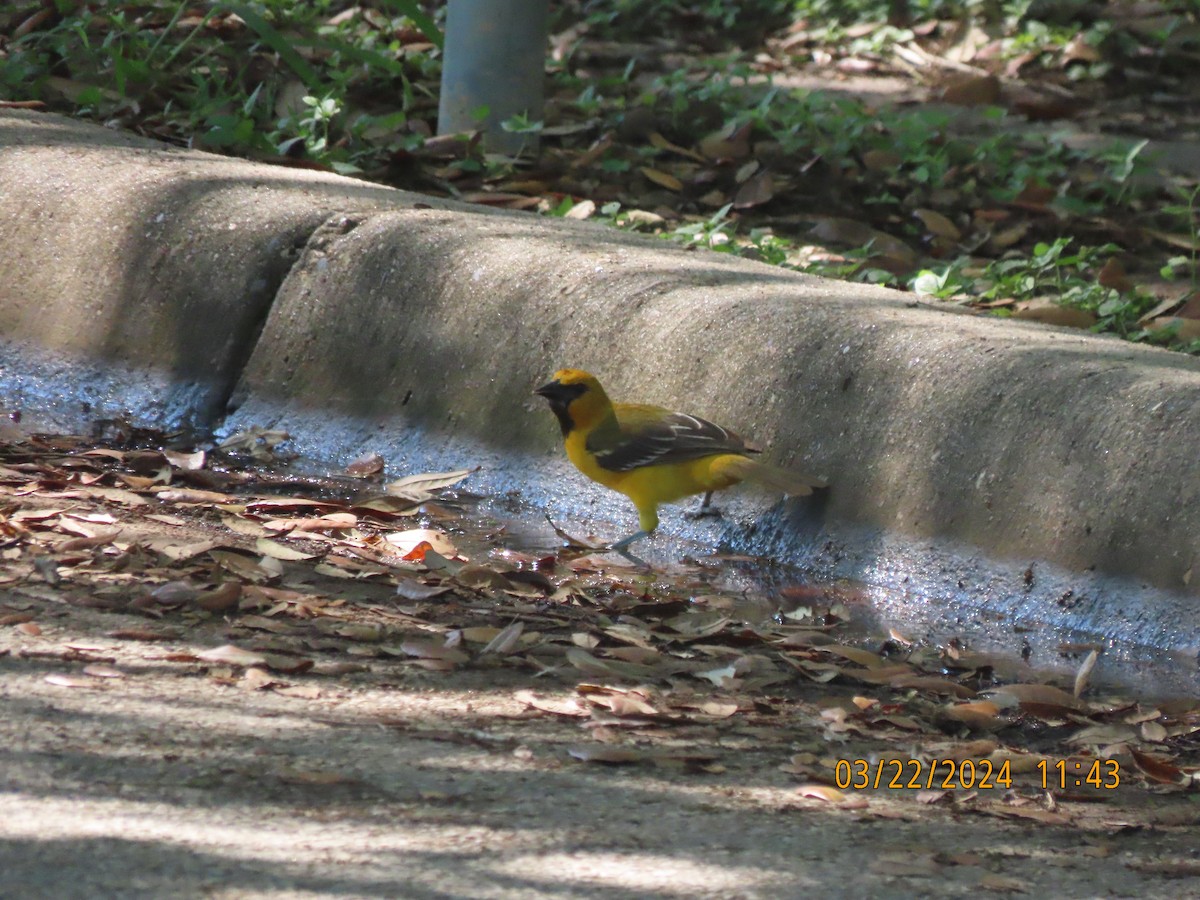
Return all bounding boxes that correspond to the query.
[1,0,441,174]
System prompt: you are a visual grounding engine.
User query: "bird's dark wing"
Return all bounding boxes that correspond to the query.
[587,405,754,473]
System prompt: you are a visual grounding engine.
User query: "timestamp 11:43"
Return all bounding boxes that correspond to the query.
[1038,758,1121,790]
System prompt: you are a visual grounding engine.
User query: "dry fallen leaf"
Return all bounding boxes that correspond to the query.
[942,700,1005,731]
[913,208,962,241]
[567,744,650,764]
[674,699,740,719]
[1140,720,1169,743]
[566,647,655,680]
[1147,316,1200,341]
[346,452,385,476]
[195,581,242,612]
[698,121,752,161]
[44,673,95,688]
[648,131,706,163]
[795,784,869,808]
[385,528,460,561]
[82,664,124,679]
[197,644,269,668]
[164,449,206,471]
[1012,298,1097,329]
[890,674,977,699]
[869,852,942,877]
[515,690,589,717]
[256,537,319,561]
[810,217,918,270]
[732,169,775,209]
[695,662,740,688]
[581,686,659,718]
[992,806,1072,826]
[480,621,524,656]
[605,646,661,665]
[394,578,453,601]
[394,639,469,665]
[1061,34,1102,65]
[155,487,234,505]
[145,513,188,526]
[941,73,1001,106]
[639,166,684,192]
[571,632,602,650]
[861,149,902,172]
[276,684,322,699]
[1073,648,1099,698]
[240,666,279,690]
[984,683,1089,715]
[59,530,121,551]
[275,768,360,786]
[1096,258,1133,293]
[1130,748,1184,784]
[563,198,596,220]
[978,873,1031,894]
[108,628,180,641]
[385,468,473,500]
[454,564,515,591]
[1127,860,1200,878]
[266,513,357,535]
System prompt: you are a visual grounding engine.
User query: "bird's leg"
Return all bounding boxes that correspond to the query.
[683,491,722,520]
[608,506,660,554]
[608,528,654,567]
[609,529,650,553]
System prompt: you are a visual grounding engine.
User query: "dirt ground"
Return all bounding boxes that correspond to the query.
[3,438,1200,899]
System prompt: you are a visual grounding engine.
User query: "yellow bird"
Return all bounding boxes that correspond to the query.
[534,368,825,553]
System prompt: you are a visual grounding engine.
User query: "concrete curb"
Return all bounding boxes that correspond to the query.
[3,109,1198,657]
[0,110,465,428]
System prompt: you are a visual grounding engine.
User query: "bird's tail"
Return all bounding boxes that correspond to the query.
[716,455,827,497]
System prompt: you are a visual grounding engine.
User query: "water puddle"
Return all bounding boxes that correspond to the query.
[461,497,1200,705]
[5,425,1195,708]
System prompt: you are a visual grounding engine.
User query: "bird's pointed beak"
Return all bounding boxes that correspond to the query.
[534,379,569,401]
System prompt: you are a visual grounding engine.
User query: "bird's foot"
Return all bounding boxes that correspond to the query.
[607,530,652,568]
[614,546,650,568]
[609,529,650,553]
[683,492,722,520]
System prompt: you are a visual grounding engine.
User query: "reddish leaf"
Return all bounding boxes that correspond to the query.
[1131,748,1185,785]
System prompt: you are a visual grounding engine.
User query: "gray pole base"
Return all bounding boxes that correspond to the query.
[437,0,550,157]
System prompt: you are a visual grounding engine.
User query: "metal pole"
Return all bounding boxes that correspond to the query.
[436,0,550,156]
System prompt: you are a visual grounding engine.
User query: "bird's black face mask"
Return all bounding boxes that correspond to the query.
[534,379,587,436]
